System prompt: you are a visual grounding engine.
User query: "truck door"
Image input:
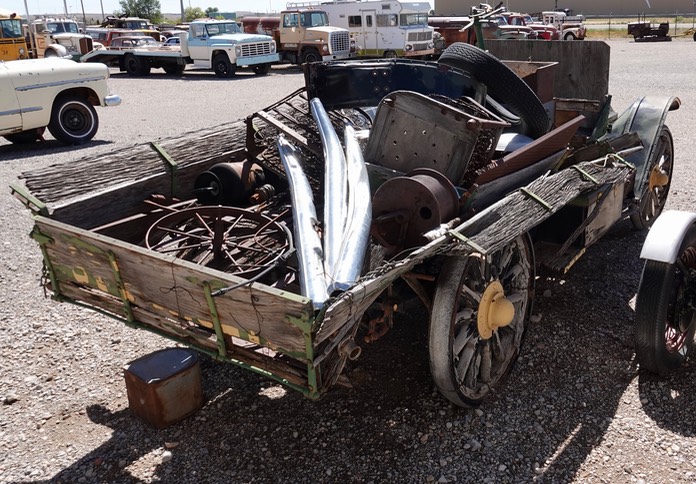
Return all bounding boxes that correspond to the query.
[362,10,377,54]
[0,67,22,132]
[186,23,209,65]
[282,12,302,47]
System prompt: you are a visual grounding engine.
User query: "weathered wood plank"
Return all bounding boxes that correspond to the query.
[35,216,314,356]
[20,121,251,229]
[486,40,610,101]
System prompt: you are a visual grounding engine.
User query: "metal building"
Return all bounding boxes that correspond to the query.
[434,0,696,16]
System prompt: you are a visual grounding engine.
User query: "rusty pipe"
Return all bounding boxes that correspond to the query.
[277,135,327,310]
[338,338,362,360]
[310,97,347,278]
[328,125,372,293]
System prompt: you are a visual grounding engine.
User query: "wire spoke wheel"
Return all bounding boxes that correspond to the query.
[429,235,534,407]
[145,206,291,277]
[635,229,696,374]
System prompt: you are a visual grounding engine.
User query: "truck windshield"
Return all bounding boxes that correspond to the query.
[126,20,148,29]
[0,19,22,38]
[206,22,242,36]
[400,13,428,27]
[47,22,80,33]
[300,11,329,27]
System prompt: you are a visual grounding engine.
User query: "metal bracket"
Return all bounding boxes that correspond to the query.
[151,142,178,197]
[519,187,553,211]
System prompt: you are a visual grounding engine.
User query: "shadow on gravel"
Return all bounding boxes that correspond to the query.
[0,140,111,162]
[108,65,303,82]
[41,220,691,483]
[637,363,696,436]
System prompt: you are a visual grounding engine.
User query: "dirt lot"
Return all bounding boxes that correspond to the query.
[1,39,695,483]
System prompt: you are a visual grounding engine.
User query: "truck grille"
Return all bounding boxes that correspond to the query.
[407,31,433,42]
[240,42,273,57]
[329,31,351,55]
[79,37,93,53]
[411,42,432,52]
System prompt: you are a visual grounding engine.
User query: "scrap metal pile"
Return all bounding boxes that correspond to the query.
[14,42,678,404]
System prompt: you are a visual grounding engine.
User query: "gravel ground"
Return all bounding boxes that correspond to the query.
[1,39,695,484]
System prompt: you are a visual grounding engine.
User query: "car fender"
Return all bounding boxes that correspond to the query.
[640,210,696,263]
[45,44,70,58]
[601,95,680,198]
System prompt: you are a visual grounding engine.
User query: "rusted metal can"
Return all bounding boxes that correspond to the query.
[123,348,203,429]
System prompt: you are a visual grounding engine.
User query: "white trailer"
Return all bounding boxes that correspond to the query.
[288,0,434,58]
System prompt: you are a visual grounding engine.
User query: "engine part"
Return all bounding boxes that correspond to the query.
[194,161,265,207]
[371,168,460,252]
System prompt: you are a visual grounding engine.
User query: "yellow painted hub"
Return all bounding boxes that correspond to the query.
[477,280,515,340]
[649,166,669,190]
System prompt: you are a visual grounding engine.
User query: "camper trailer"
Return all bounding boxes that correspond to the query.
[289,1,434,58]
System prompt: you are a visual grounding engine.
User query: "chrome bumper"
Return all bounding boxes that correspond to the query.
[104,94,122,107]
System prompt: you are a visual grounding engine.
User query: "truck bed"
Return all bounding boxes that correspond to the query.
[13,54,645,401]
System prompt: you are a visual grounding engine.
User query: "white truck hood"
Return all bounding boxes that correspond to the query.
[0,58,108,86]
[209,33,272,43]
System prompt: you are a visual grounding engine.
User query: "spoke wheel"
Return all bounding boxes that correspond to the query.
[630,125,674,230]
[145,206,291,278]
[635,227,696,374]
[429,235,534,407]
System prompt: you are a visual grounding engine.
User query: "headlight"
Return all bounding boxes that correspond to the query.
[405,44,413,51]
[270,41,276,53]
[235,45,241,57]
[19,48,26,55]
[428,42,434,49]
[322,44,329,53]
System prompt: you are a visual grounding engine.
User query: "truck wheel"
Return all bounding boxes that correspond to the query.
[635,228,696,375]
[3,127,45,144]
[47,95,99,145]
[630,126,673,230]
[253,63,271,76]
[693,31,696,41]
[213,53,236,78]
[124,54,149,76]
[429,235,534,407]
[438,42,550,139]
[564,32,577,40]
[44,49,58,58]
[383,50,398,59]
[163,63,186,75]
[301,48,321,64]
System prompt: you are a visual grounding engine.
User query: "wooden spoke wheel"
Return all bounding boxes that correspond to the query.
[630,126,674,230]
[429,235,535,407]
[145,206,291,277]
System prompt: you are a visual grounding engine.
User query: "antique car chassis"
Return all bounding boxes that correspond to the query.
[12,45,679,407]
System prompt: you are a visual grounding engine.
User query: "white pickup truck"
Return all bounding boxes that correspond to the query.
[1,58,120,145]
[81,19,279,77]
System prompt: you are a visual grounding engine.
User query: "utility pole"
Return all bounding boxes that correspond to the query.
[180,0,185,22]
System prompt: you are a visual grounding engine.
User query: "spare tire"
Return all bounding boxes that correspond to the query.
[438,42,550,139]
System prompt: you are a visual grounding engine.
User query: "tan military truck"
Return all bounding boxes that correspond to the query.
[241,7,353,64]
